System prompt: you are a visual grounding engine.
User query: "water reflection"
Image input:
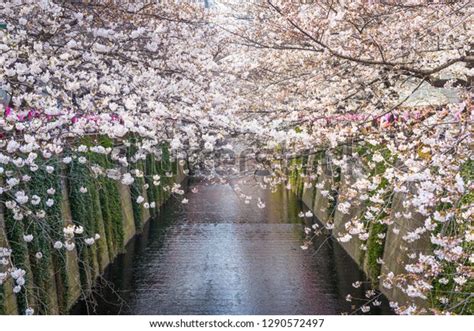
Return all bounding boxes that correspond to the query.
[71,178,392,315]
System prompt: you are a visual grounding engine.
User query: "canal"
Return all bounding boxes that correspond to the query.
[72,178,392,315]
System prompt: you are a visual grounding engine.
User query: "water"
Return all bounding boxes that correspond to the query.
[72,178,392,315]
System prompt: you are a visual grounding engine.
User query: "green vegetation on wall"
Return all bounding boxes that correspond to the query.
[25,164,64,314]
[3,159,67,314]
[365,221,388,283]
[67,137,124,292]
[430,159,473,314]
[4,208,29,313]
[360,144,393,284]
[68,158,101,289]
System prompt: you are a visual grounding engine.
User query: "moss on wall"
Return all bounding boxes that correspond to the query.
[356,145,392,284]
[25,165,63,314]
[68,158,101,292]
[429,159,473,314]
[130,161,145,231]
[4,203,33,313]
[127,140,144,230]
[365,222,387,284]
[1,161,67,314]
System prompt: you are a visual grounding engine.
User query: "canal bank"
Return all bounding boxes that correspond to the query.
[0,146,186,315]
[286,150,435,312]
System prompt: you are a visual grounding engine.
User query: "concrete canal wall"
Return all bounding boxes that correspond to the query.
[290,152,432,310]
[0,151,186,315]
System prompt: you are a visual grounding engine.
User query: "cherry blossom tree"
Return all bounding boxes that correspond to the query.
[0,0,472,315]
